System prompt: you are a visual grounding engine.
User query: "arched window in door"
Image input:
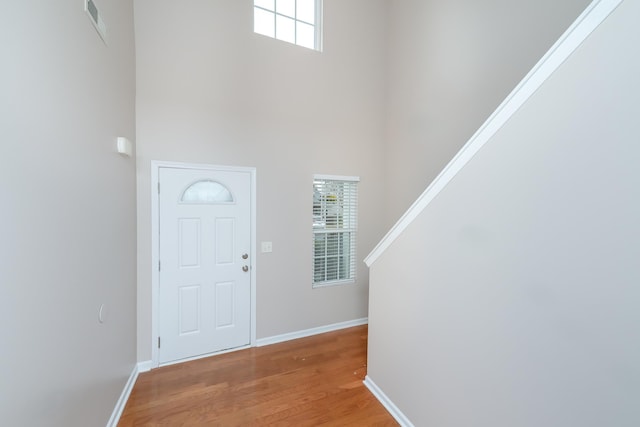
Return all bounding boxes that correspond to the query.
[181,180,233,203]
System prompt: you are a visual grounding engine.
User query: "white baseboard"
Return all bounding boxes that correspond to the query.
[109,320,367,425]
[137,360,153,373]
[256,317,368,347]
[364,375,415,427]
[106,364,140,427]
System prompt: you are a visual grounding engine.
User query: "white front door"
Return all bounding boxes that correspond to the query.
[158,166,252,364]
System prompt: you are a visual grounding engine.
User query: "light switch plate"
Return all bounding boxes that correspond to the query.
[261,242,273,253]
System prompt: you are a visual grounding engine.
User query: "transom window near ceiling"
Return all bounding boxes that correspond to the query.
[253,0,322,51]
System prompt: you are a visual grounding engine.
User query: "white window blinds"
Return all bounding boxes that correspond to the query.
[312,175,358,287]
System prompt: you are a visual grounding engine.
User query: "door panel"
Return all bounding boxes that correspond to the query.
[159,167,251,364]
[179,285,201,335]
[215,281,235,328]
[215,218,235,265]
[179,219,200,268]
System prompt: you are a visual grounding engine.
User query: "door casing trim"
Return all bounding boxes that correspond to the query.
[150,160,257,368]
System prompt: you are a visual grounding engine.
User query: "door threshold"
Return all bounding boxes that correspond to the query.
[158,343,252,368]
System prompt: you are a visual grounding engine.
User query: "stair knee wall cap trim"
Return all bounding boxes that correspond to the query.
[364,0,624,268]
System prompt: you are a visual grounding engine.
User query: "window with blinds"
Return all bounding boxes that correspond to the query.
[312,175,358,287]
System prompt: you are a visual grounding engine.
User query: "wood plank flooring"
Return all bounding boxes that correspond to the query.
[118,325,398,426]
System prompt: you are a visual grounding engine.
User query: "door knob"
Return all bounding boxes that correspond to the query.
[242,253,248,259]
[242,265,249,272]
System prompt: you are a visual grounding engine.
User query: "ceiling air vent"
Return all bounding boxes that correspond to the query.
[85,0,107,44]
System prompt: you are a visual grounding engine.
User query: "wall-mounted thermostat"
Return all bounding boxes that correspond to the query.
[85,0,107,44]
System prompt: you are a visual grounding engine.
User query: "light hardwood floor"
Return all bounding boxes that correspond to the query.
[119,325,398,426]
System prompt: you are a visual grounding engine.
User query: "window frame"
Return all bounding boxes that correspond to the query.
[253,0,323,52]
[312,174,359,288]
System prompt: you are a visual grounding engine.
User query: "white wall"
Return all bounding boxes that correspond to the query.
[0,1,137,426]
[367,1,640,425]
[383,0,591,225]
[135,0,388,361]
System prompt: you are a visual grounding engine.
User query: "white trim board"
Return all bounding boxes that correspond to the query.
[256,318,368,347]
[364,0,623,267]
[137,360,153,373]
[111,321,367,424]
[364,376,415,426]
[106,364,139,427]
[364,376,415,427]
[150,160,257,368]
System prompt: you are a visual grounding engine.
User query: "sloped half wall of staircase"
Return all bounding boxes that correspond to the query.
[366,0,639,425]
